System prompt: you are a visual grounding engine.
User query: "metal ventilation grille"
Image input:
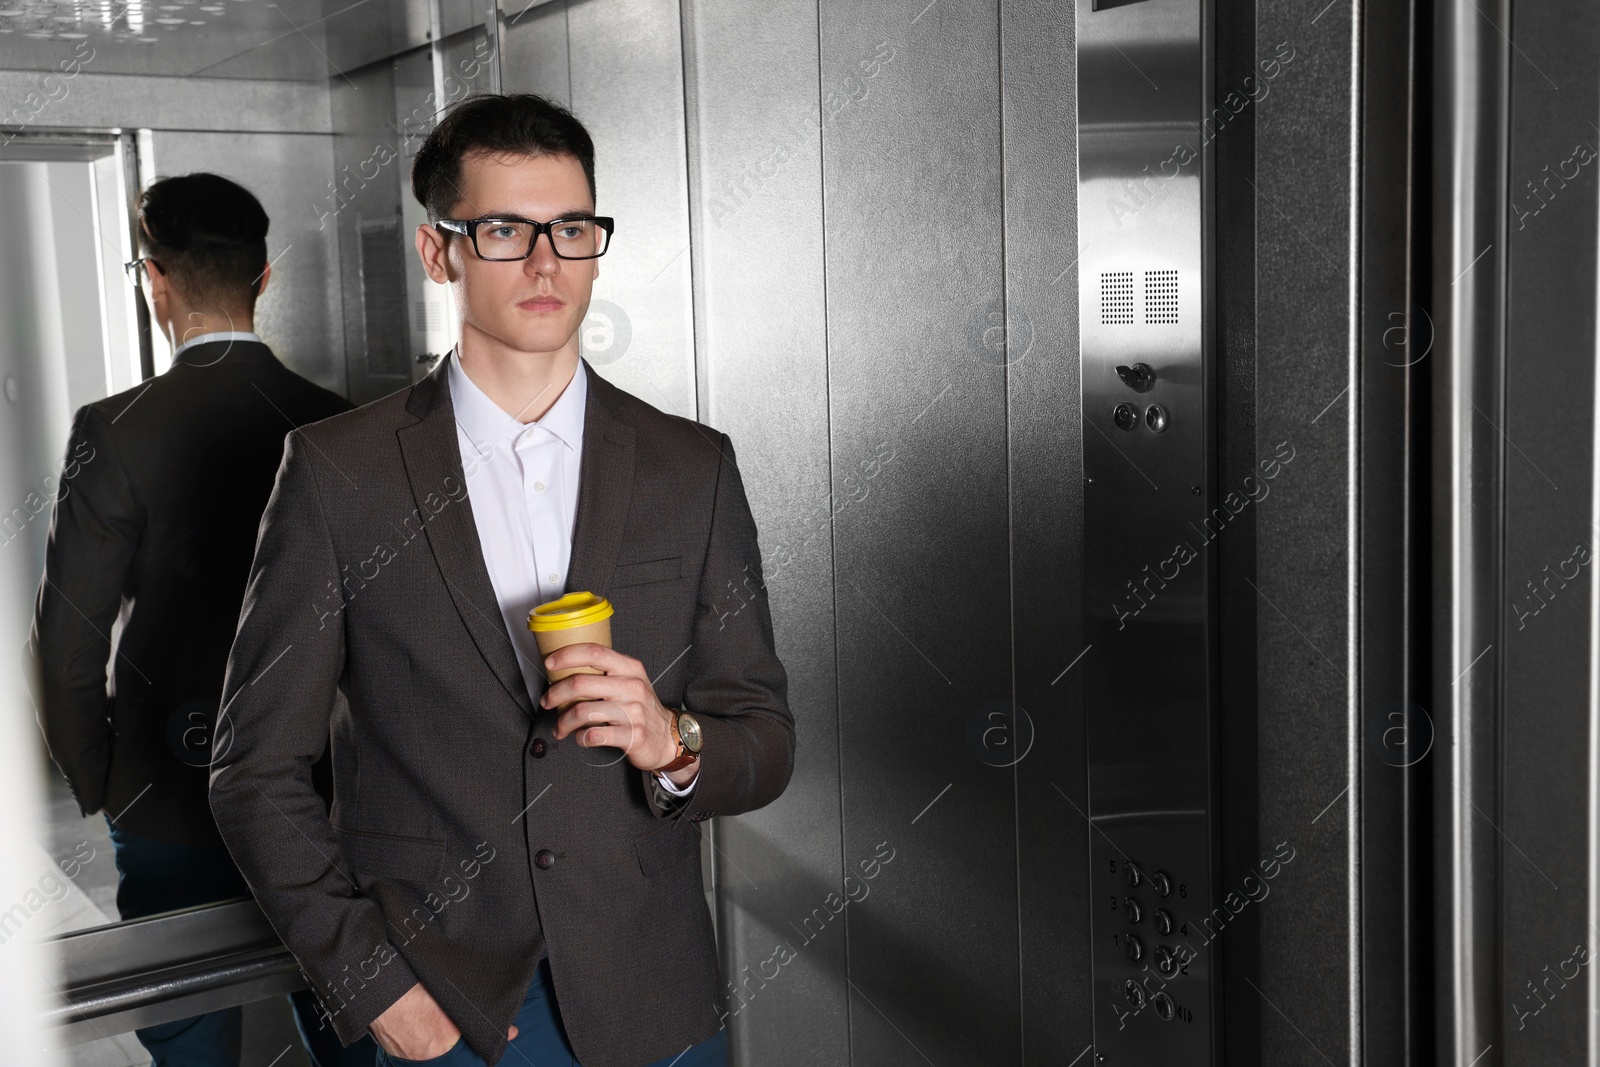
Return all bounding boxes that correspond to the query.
[357,217,408,376]
[1101,271,1135,325]
[1145,269,1178,324]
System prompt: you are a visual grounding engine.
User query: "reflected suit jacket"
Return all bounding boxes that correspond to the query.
[28,339,353,846]
[208,353,794,1067]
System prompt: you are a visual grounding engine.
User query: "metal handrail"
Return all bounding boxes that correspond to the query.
[41,898,309,1047]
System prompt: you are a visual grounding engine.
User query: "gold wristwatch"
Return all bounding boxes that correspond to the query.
[655,711,703,773]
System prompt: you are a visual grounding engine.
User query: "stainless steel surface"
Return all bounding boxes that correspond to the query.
[0,0,431,80]
[0,70,331,133]
[47,955,304,1048]
[819,1,1018,1061]
[678,0,841,1062]
[52,899,274,986]
[42,899,303,1047]
[502,0,697,418]
[498,0,569,103]
[1076,0,1213,1060]
[1433,0,1509,1062]
[1004,0,1094,1060]
[329,52,410,402]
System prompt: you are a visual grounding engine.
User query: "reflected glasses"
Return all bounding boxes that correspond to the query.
[123,256,162,285]
[434,216,614,261]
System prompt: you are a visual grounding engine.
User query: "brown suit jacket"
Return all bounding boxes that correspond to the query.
[208,352,793,1067]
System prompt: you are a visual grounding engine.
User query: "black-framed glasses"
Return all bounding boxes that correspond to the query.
[124,256,162,285]
[434,215,614,261]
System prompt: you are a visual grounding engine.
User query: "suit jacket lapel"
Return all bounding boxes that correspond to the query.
[395,353,635,722]
[397,354,535,719]
[565,357,636,602]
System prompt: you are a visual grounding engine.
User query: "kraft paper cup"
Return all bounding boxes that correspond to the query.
[529,592,614,710]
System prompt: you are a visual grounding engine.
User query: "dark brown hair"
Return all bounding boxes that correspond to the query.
[410,92,597,223]
[136,173,269,313]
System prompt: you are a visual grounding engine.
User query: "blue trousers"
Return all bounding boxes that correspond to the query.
[105,816,379,1067]
[376,956,729,1067]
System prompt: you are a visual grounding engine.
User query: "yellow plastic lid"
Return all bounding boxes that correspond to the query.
[528,591,614,632]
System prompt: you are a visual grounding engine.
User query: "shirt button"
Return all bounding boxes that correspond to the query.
[547,573,558,583]
[534,480,545,492]
[535,849,556,870]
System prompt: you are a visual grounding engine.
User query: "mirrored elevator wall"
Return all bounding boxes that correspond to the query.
[2,68,347,390]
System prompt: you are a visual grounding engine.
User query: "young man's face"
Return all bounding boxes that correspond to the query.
[418,149,600,360]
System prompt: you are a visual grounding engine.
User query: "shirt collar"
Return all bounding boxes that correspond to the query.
[172,330,262,361]
[447,348,587,459]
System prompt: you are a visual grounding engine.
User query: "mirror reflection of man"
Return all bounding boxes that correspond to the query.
[210,93,794,1067]
[26,173,377,1066]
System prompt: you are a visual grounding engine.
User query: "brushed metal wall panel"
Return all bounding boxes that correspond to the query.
[818,1,1020,1062]
[0,71,331,134]
[330,56,409,405]
[1250,11,1358,1067]
[148,130,346,395]
[564,0,697,418]
[500,0,572,106]
[1002,0,1094,1062]
[679,0,844,1062]
[1498,0,1599,1060]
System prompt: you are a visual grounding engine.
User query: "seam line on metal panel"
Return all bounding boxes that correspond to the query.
[1347,0,1364,1058]
[815,2,851,1062]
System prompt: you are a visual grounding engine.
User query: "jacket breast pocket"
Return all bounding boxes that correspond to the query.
[334,825,445,883]
[609,554,684,589]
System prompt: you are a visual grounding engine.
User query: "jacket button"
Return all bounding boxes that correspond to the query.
[535,849,555,870]
[530,738,547,758]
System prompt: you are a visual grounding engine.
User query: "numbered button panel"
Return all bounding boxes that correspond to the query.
[1098,843,1207,1054]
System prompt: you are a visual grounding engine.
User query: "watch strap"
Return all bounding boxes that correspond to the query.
[654,712,698,774]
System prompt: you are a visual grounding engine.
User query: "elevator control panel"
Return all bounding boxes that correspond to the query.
[1076,0,1215,1061]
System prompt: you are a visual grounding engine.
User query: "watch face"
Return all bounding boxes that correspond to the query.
[677,712,704,753]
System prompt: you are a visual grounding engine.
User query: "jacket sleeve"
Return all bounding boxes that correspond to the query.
[209,429,420,1045]
[643,431,795,824]
[28,403,142,818]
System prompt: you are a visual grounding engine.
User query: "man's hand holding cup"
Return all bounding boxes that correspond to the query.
[530,592,696,786]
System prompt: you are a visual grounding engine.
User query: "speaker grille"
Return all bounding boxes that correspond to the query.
[1145,269,1178,324]
[1101,271,1135,325]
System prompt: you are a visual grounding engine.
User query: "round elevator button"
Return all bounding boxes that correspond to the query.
[1113,403,1139,431]
[1150,870,1171,898]
[1154,908,1174,936]
[1151,992,1175,1021]
[1125,862,1143,889]
[1122,979,1146,1010]
[1155,944,1179,978]
[1124,933,1144,962]
[529,737,547,758]
[1124,898,1142,924]
[1145,404,1169,432]
[535,849,555,870]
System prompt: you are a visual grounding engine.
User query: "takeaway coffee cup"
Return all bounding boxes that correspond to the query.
[528,591,614,711]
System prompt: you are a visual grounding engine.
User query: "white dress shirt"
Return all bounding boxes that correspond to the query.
[171,329,262,361]
[447,350,697,796]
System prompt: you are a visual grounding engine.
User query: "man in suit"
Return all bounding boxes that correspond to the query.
[209,92,794,1067]
[28,173,378,1063]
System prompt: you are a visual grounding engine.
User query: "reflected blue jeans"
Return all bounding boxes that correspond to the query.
[376,956,729,1066]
